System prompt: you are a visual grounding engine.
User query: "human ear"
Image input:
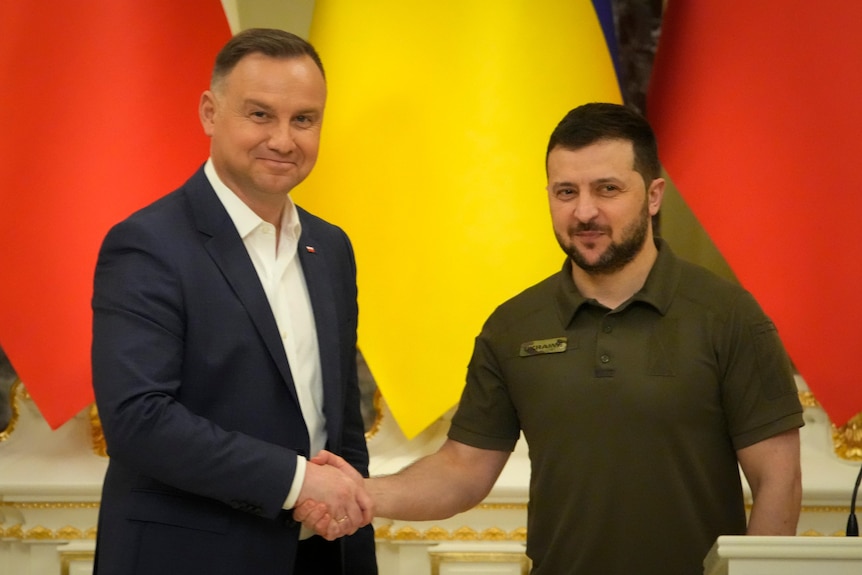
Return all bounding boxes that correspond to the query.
[199,90,217,136]
[648,178,665,215]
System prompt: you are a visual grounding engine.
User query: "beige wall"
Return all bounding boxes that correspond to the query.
[221,0,314,36]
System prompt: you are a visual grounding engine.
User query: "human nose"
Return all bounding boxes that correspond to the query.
[571,193,599,222]
[267,121,297,154]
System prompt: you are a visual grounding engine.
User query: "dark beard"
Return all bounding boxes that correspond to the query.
[558,203,650,275]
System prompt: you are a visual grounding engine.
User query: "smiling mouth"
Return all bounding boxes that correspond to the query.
[573,229,606,241]
[258,157,297,169]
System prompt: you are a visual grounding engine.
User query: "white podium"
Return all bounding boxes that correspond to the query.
[704,535,862,575]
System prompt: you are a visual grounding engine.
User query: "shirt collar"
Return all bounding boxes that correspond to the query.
[554,238,680,325]
[633,238,680,315]
[204,158,302,241]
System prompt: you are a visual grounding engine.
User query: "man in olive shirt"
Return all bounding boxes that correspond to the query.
[298,103,804,574]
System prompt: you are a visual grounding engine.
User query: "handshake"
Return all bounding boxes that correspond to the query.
[293,450,375,541]
[293,439,498,540]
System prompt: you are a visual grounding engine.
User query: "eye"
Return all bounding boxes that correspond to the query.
[554,187,576,200]
[597,184,621,197]
[293,114,316,127]
[250,110,270,121]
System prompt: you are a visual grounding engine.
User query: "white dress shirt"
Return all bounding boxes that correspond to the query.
[204,160,325,512]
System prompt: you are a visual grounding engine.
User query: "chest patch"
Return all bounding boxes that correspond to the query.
[519,337,568,357]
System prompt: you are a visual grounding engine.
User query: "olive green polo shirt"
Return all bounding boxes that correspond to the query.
[448,239,803,575]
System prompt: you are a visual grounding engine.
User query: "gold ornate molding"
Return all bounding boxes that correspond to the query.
[24,525,56,540]
[1,501,100,510]
[800,391,862,460]
[374,524,528,543]
[0,379,23,442]
[0,507,849,541]
[374,504,848,544]
[365,388,384,440]
[2,524,24,539]
[798,390,819,409]
[476,503,527,511]
[800,505,850,514]
[88,404,108,457]
[0,524,97,541]
[832,413,862,461]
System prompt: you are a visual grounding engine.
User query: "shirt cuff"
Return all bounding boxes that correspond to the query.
[282,455,307,510]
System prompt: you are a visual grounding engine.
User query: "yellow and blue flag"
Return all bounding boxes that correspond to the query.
[297,0,621,438]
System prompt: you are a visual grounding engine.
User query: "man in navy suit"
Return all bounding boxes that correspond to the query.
[91,28,376,574]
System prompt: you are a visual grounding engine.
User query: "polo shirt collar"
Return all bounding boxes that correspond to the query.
[631,238,679,315]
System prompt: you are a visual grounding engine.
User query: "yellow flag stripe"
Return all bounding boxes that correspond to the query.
[298,0,621,438]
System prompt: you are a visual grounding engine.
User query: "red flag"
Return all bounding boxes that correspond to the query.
[0,2,230,428]
[648,2,862,426]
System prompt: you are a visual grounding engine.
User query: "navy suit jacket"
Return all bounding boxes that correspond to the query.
[91,166,376,574]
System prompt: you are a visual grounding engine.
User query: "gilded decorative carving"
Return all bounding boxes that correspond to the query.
[56,525,85,539]
[375,524,530,543]
[451,526,478,541]
[0,379,23,442]
[365,388,384,440]
[832,412,862,461]
[798,390,819,409]
[2,501,99,510]
[800,505,851,514]
[510,527,528,542]
[373,505,854,544]
[24,525,55,540]
[422,526,450,541]
[798,391,862,460]
[479,526,508,541]
[373,524,392,540]
[0,501,100,541]
[477,503,527,511]
[89,404,108,457]
[391,525,422,541]
[0,522,97,541]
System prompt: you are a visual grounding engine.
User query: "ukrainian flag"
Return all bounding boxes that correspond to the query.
[296,0,621,438]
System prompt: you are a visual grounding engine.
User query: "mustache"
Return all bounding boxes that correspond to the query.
[570,222,610,234]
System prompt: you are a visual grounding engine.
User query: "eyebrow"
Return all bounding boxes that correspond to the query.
[244,99,275,111]
[550,176,624,188]
[243,99,321,118]
[592,176,625,185]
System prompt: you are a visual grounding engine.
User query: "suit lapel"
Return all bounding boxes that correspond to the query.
[297,221,344,440]
[183,169,301,408]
